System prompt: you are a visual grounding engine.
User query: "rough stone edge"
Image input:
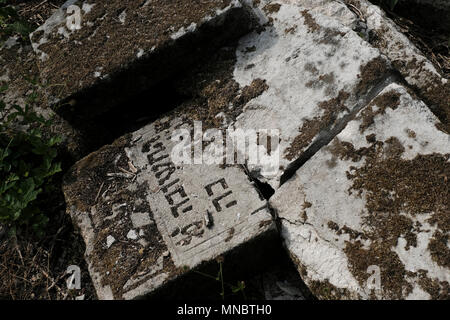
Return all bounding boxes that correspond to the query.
[344,0,449,131]
[29,0,257,123]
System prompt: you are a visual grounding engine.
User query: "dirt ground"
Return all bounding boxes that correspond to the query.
[0,175,97,300]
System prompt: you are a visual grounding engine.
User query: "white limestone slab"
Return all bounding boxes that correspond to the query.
[270,83,450,299]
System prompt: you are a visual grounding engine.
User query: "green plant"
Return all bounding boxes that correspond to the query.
[194,257,247,300]
[0,85,62,236]
[0,0,34,42]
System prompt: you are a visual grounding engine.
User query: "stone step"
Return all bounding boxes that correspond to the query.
[270,83,449,299]
[30,0,254,121]
[62,116,276,300]
[227,0,395,189]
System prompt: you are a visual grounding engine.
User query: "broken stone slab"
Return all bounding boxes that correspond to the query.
[0,36,86,160]
[344,0,450,131]
[29,0,254,121]
[225,0,394,189]
[270,83,450,300]
[63,116,275,300]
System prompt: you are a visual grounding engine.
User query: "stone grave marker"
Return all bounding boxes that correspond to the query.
[63,116,275,299]
[0,36,86,159]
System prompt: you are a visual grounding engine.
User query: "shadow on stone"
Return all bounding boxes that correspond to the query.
[146,233,314,300]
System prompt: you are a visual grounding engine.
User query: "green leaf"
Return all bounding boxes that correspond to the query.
[0,77,62,234]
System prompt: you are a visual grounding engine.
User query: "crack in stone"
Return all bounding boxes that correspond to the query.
[279,73,400,186]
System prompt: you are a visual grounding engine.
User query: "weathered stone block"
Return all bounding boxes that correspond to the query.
[30,0,253,120]
[229,0,393,188]
[270,83,449,299]
[63,116,275,300]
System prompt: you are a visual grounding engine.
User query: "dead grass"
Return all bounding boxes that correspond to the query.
[9,0,66,27]
[0,212,96,300]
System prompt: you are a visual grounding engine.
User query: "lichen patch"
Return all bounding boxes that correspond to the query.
[285,90,350,161]
[329,135,449,298]
[357,90,401,133]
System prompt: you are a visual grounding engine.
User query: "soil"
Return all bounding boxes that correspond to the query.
[358,89,401,133]
[170,44,269,131]
[301,10,320,33]
[416,269,449,299]
[263,3,281,15]
[284,90,350,161]
[355,57,389,95]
